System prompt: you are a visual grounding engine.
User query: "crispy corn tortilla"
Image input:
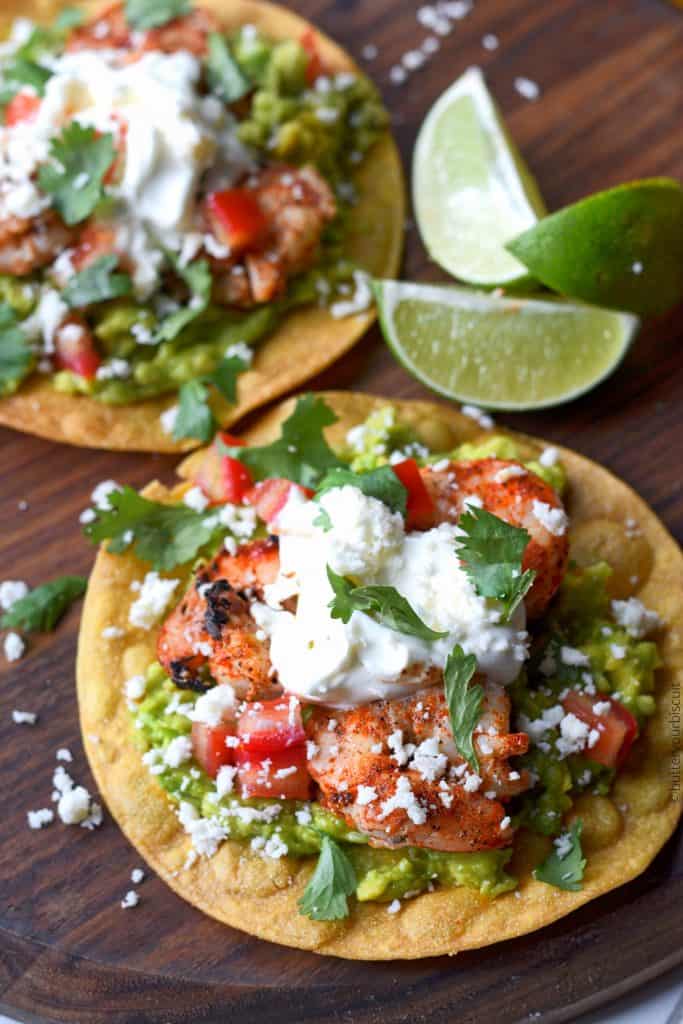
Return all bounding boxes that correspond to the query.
[77,391,683,959]
[0,3,404,451]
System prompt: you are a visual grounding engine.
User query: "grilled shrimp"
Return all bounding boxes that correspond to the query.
[212,166,337,307]
[306,682,530,852]
[420,458,569,617]
[0,211,76,276]
[67,2,216,57]
[157,539,280,700]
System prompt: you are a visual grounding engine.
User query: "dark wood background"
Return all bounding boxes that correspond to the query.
[1,1,682,1021]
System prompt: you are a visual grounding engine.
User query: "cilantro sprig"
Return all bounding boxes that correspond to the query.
[456,507,536,620]
[206,32,251,103]
[173,354,247,442]
[533,819,586,891]
[0,304,33,396]
[0,11,84,109]
[38,123,115,225]
[125,0,192,30]
[1,575,87,633]
[84,486,222,571]
[220,394,344,488]
[298,835,357,921]
[63,255,133,308]
[443,644,482,771]
[0,58,51,107]
[327,566,447,643]
[313,466,407,530]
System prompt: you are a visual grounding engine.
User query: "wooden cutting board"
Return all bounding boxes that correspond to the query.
[1,1,682,1021]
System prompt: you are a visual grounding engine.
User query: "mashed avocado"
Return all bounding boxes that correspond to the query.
[231,28,387,181]
[134,663,514,902]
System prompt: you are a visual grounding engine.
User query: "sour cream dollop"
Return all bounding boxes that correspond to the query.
[251,486,529,707]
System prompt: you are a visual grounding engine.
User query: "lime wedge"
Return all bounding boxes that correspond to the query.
[412,66,546,288]
[507,179,683,315]
[374,279,640,410]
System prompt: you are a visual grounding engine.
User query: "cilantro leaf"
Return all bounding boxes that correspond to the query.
[174,379,214,443]
[457,507,536,620]
[0,304,33,396]
[298,835,357,921]
[206,32,251,102]
[172,354,247,442]
[38,123,115,225]
[533,819,586,891]
[314,466,407,528]
[125,0,192,30]
[443,644,481,771]
[62,255,132,308]
[156,258,212,341]
[1,575,87,632]
[220,394,344,488]
[327,566,448,642]
[84,485,222,571]
[0,58,51,108]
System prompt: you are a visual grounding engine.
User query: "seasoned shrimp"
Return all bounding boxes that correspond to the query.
[211,166,337,307]
[420,458,569,617]
[0,211,76,276]
[157,539,280,699]
[67,2,216,58]
[66,3,132,52]
[306,682,530,852]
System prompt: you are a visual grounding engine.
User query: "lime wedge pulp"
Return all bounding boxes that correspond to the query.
[412,67,546,288]
[507,178,683,316]
[374,279,640,411]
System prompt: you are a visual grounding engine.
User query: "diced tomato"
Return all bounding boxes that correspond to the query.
[104,114,128,186]
[237,745,311,800]
[562,691,639,769]
[4,91,41,126]
[205,189,268,253]
[54,318,101,379]
[191,720,237,779]
[392,458,435,530]
[237,697,306,755]
[244,478,314,525]
[193,433,252,504]
[300,28,324,86]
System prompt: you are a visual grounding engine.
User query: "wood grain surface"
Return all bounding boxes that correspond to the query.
[1,0,682,1022]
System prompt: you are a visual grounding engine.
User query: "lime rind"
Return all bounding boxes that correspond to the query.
[374,279,640,411]
[413,67,546,289]
[506,178,683,316]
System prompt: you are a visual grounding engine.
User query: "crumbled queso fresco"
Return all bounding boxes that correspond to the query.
[129,572,180,630]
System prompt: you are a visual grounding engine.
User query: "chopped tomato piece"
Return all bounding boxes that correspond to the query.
[562,691,638,769]
[205,189,268,253]
[54,318,101,379]
[237,697,306,755]
[104,114,128,185]
[392,458,435,530]
[4,92,41,126]
[237,744,311,800]
[71,222,118,272]
[244,478,314,525]
[191,720,237,779]
[300,28,324,86]
[193,433,251,504]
